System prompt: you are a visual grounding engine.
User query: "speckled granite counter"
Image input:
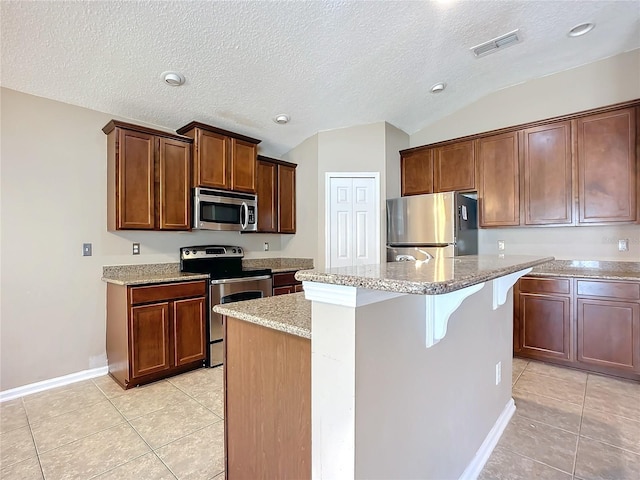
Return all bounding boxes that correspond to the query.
[295,255,553,295]
[102,263,209,286]
[527,260,640,281]
[213,292,311,339]
[243,257,313,273]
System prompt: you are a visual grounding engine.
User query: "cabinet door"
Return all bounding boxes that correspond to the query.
[433,141,475,192]
[196,129,229,189]
[159,138,191,230]
[231,139,257,193]
[278,164,296,233]
[523,122,573,225]
[273,286,295,296]
[577,298,640,372]
[519,293,571,361]
[117,129,155,229]
[577,107,637,223]
[477,131,520,227]
[256,160,277,232]
[401,149,433,196]
[130,303,171,379]
[173,297,206,367]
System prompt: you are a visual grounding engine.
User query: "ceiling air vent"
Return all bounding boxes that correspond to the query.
[471,29,521,58]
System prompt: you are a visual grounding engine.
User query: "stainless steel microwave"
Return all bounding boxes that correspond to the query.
[193,188,257,231]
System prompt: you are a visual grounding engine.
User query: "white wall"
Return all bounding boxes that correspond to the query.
[410,49,640,262]
[281,134,319,263]
[0,88,286,391]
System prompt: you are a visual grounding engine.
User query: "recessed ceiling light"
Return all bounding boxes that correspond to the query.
[430,83,446,94]
[161,71,185,86]
[273,114,290,124]
[568,23,595,37]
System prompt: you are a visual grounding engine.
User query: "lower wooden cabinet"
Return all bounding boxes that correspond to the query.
[514,276,640,380]
[272,271,303,295]
[107,280,207,388]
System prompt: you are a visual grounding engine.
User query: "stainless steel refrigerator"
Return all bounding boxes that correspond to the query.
[386,192,478,262]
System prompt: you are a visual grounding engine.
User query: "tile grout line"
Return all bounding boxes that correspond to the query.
[20,396,46,480]
[572,374,589,478]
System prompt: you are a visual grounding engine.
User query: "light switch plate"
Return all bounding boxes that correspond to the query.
[83,243,92,256]
[498,240,505,251]
[132,243,140,255]
[618,239,629,252]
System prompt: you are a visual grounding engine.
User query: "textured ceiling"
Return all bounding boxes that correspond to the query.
[2,1,639,156]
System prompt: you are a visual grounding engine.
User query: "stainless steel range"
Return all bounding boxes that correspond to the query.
[179,245,272,367]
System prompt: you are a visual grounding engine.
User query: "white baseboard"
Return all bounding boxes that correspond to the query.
[459,398,516,480]
[0,366,109,403]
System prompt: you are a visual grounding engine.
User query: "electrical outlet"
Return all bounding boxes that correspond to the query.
[495,361,502,385]
[618,239,629,252]
[132,243,140,255]
[264,242,269,251]
[82,243,92,256]
[498,240,505,251]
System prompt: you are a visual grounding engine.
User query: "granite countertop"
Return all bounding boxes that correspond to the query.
[102,264,209,286]
[527,260,640,281]
[213,292,311,339]
[295,255,554,295]
[242,257,314,273]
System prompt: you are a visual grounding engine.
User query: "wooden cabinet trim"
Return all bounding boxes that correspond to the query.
[177,121,261,145]
[130,281,207,305]
[576,279,640,300]
[103,120,192,143]
[519,277,571,295]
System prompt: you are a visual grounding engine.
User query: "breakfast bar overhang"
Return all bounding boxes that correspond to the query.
[296,255,553,480]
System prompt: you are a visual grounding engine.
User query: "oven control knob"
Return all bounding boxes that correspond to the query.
[192,250,197,254]
[238,248,242,254]
[184,251,189,255]
[232,248,237,253]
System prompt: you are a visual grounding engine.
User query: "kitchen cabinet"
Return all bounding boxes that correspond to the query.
[476,131,520,227]
[514,275,640,380]
[514,277,572,362]
[256,156,297,233]
[402,100,639,228]
[103,120,192,231]
[106,280,207,388]
[522,121,573,225]
[272,271,303,295]
[177,121,261,193]
[433,141,475,192]
[400,148,433,196]
[577,107,637,224]
[576,279,640,375]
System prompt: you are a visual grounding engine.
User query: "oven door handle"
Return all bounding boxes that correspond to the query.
[240,202,249,230]
[210,275,272,285]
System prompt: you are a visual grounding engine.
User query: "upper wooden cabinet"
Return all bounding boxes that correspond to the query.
[177,122,261,193]
[577,107,637,224]
[401,148,433,196]
[522,121,573,225]
[402,100,639,228]
[103,120,192,231]
[433,141,475,192]
[477,131,520,227]
[256,156,297,233]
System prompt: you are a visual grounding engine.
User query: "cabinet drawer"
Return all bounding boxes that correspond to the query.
[130,281,207,305]
[576,280,640,300]
[272,272,300,287]
[519,277,571,295]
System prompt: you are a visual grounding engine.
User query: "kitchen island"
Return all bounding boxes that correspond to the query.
[215,255,552,480]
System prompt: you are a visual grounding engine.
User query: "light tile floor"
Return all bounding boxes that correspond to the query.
[1,360,639,479]
[481,358,640,480]
[0,367,225,480]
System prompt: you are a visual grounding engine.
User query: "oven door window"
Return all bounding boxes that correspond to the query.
[221,291,264,304]
[200,201,241,224]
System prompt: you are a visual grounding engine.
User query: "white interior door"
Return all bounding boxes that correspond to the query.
[327,175,379,268]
